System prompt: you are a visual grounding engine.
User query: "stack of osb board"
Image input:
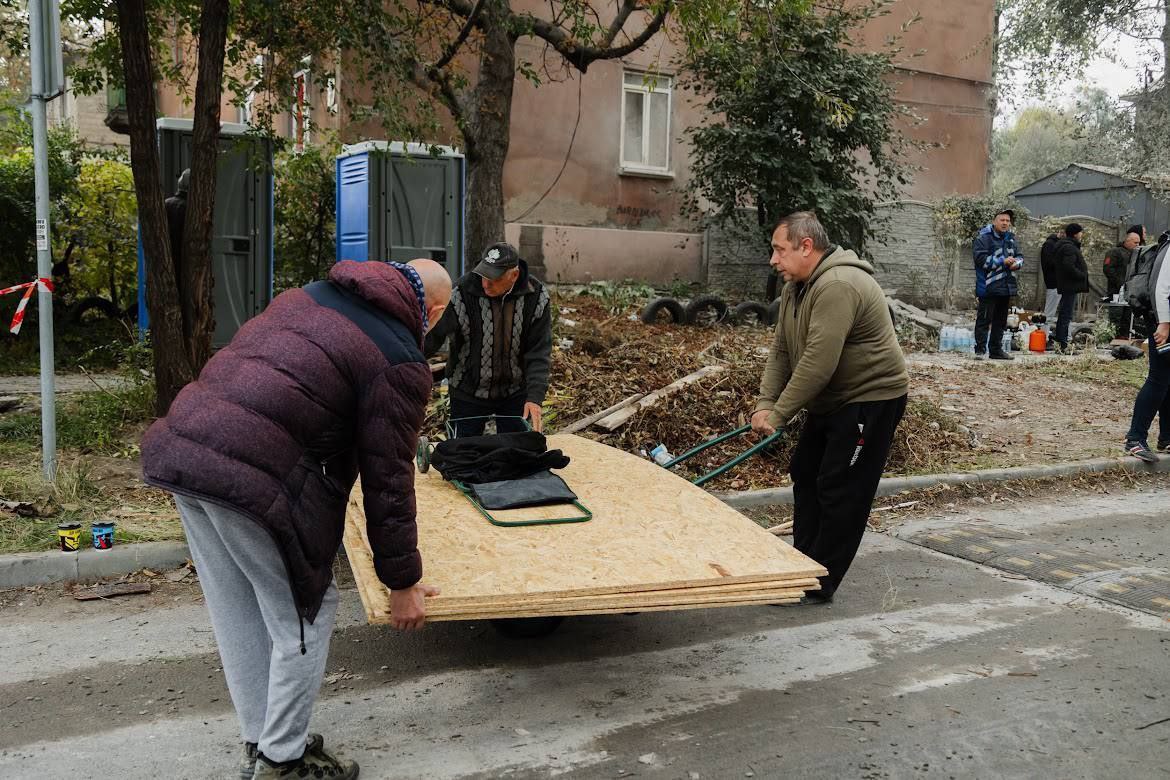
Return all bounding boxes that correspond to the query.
[342,434,826,622]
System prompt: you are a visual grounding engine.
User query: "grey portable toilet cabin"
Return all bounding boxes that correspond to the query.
[138,118,274,348]
[334,141,465,280]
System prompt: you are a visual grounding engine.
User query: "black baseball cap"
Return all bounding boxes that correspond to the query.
[473,242,521,280]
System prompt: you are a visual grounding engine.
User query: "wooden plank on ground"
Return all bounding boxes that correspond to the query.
[73,582,153,601]
[558,392,645,434]
[593,366,725,430]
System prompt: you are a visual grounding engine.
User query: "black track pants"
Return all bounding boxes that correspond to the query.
[789,394,908,598]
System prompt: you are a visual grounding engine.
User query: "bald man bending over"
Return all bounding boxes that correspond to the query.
[142,259,451,779]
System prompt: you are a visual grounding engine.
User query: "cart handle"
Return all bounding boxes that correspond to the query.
[663,424,785,487]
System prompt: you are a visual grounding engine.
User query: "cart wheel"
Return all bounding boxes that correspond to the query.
[490,616,565,638]
[416,436,430,473]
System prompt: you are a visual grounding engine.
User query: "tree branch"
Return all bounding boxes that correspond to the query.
[428,0,485,72]
[525,1,672,73]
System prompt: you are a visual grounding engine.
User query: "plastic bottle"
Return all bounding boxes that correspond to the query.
[1002,331,1013,354]
[649,444,674,466]
[939,325,951,352]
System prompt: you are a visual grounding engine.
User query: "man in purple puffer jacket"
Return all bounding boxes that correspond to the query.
[142,258,451,779]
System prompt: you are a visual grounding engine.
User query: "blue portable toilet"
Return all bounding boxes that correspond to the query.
[335,141,466,280]
[138,118,274,348]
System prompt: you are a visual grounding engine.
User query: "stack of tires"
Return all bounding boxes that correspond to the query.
[640,295,778,327]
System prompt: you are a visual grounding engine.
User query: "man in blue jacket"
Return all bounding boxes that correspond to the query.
[973,209,1023,360]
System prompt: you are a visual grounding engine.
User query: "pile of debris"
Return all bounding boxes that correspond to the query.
[424,290,975,493]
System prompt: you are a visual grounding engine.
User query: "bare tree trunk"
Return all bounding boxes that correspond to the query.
[181,0,231,372]
[464,1,516,261]
[115,0,193,414]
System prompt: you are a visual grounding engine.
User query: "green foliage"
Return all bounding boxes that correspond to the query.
[274,142,337,292]
[991,91,1129,196]
[0,114,83,285]
[578,280,656,314]
[681,0,914,255]
[932,195,1031,245]
[55,158,138,308]
[0,336,155,454]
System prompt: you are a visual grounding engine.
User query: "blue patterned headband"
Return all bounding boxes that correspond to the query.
[388,261,428,333]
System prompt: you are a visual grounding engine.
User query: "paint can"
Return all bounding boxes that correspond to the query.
[92,521,116,550]
[57,522,82,553]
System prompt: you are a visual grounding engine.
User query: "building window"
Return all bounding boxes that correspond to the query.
[292,58,311,151]
[620,71,671,175]
[240,54,263,126]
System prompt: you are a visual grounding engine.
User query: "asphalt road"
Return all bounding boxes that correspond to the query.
[1,487,1168,779]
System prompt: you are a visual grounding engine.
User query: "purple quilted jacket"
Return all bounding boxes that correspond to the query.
[142,261,432,622]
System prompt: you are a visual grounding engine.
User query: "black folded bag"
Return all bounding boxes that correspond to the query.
[431,431,570,483]
[465,470,578,509]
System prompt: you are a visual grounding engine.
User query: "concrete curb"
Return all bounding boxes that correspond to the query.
[716,454,1170,509]
[0,541,190,590]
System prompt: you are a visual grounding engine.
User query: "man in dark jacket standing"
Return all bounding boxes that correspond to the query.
[973,209,1023,360]
[426,242,552,436]
[1040,229,1064,347]
[141,258,451,779]
[1054,223,1089,351]
[164,169,189,271]
[1104,229,1142,297]
[751,212,909,603]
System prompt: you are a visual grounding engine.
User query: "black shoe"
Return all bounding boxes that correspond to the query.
[1158,440,1170,453]
[989,351,1014,361]
[1125,440,1158,463]
[973,351,987,361]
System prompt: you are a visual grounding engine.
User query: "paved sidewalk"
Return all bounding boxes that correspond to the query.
[1,485,1166,779]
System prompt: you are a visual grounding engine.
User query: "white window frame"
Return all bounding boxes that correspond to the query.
[619,70,673,177]
[239,54,263,126]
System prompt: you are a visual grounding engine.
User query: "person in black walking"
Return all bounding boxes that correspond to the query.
[1054,223,1089,352]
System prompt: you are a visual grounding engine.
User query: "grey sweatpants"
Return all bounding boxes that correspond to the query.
[174,494,338,763]
[1044,288,1062,335]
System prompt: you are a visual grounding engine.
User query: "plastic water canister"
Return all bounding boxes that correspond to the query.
[939,326,950,351]
[1002,332,1013,354]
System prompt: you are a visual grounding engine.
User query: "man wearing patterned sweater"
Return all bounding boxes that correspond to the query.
[426,242,553,436]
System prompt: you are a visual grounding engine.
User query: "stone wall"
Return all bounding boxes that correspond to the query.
[704,202,1121,316]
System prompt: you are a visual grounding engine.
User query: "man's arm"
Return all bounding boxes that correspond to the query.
[973,233,993,269]
[522,288,553,406]
[355,363,432,627]
[768,282,859,426]
[1155,251,1170,325]
[753,312,793,418]
[423,295,457,359]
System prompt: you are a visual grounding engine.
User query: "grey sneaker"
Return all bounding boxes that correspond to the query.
[250,735,342,779]
[240,743,259,780]
[1125,440,1158,463]
[974,352,987,361]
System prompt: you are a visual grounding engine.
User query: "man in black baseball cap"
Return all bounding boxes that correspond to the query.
[426,242,553,436]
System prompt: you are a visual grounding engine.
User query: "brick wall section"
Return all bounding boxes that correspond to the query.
[703,217,772,302]
[704,202,1118,315]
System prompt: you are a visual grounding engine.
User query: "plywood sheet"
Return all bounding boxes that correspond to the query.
[343,434,825,623]
[426,598,801,623]
[424,586,810,617]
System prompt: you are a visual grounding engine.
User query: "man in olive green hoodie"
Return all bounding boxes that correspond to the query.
[751,212,909,603]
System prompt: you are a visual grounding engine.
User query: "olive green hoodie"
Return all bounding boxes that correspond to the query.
[754,246,908,427]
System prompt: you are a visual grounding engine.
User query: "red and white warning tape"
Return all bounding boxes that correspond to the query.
[0,277,54,334]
